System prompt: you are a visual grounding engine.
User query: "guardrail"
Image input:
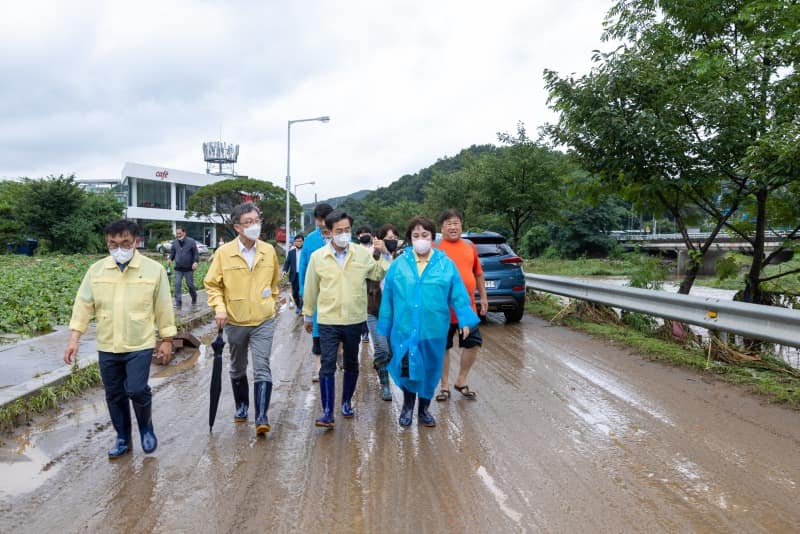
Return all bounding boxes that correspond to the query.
[525,273,800,348]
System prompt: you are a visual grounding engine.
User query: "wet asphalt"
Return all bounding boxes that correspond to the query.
[1,296,799,533]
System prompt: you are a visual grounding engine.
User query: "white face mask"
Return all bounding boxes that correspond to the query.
[111,247,135,264]
[242,224,261,241]
[333,232,351,248]
[412,239,432,255]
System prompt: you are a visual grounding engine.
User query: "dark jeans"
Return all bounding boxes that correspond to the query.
[319,323,362,378]
[174,269,197,305]
[291,277,302,310]
[98,349,154,415]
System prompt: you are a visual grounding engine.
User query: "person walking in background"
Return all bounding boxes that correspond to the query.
[356,224,374,344]
[64,220,176,458]
[167,225,199,308]
[377,216,478,427]
[366,223,400,401]
[298,203,334,382]
[204,202,280,436]
[436,209,488,402]
[302,210,388,428]
[282,233,304,315]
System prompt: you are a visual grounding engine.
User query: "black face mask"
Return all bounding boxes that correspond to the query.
[359,234,372,245]
[384,239,398,253]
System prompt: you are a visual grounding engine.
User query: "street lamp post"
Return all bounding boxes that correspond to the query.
[294,181,316,232]
[286,116,329,250]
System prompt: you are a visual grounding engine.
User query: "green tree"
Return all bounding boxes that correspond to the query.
[545,0,800,300]
[470,124,568,250]
[186,178,301,239]
[0,181,25,248]
[51,191,124,253]
[18,175,86,250]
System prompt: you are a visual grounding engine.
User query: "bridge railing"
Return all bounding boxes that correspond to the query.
[611,230,791,242]
[525,273,800,348]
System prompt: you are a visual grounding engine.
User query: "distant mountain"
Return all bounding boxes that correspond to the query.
[302,188,371,208]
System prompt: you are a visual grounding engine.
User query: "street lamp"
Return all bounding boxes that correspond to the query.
[294,181,316,232]
[286,116,329,250]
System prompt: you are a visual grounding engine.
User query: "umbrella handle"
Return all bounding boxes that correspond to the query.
[218,327,223,336]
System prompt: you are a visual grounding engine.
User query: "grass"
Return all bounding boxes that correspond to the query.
[524,292,800,407]
[0,362,103,434]
[525,254,639,277]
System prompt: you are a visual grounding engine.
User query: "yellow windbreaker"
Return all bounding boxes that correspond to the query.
[204,239,280,326]
[69,252,177,353]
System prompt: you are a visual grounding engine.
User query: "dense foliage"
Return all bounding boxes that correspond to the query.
[545,0,800,297]
[1,175,123,254]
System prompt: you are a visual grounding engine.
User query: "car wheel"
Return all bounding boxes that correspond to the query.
[503,306,524,323]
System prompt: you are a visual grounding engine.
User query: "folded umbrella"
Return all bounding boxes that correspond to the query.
[209,328,224,432]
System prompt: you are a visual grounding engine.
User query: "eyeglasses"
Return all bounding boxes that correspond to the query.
[442,220,461,228]
[237,218,261,226]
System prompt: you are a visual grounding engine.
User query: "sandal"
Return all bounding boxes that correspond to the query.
[435,389,450,402]
[453,384,477,400]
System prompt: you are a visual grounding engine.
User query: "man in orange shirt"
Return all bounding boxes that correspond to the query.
[435,209,488,401]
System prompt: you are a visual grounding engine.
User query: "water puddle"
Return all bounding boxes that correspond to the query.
[151,349,202,379]
[0,432,60,497]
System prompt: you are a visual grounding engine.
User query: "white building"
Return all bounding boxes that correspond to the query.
[121,162,224,246]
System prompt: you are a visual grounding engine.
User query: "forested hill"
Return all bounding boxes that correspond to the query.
[327,144,495,228]
[366,144,495,204]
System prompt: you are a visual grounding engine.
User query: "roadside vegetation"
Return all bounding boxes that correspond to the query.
[0,362,103,434]
[525,293,800,407]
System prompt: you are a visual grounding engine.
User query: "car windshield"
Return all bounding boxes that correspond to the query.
[475,243,513,257]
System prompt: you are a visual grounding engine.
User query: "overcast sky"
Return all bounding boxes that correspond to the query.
[1,0,614,203]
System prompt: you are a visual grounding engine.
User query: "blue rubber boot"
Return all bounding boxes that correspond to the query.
[254,381,272,435]
[399,388,416,427]
[341,371,358,417]
[231,377,249,422]
[132,401,158,454]
[107,398,132,458]
[315,375,335,428]
[417,397,436,427]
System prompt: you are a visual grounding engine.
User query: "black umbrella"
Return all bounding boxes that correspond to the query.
[209,327,224,432]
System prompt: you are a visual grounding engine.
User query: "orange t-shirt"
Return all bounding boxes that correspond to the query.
[437,238,482,323]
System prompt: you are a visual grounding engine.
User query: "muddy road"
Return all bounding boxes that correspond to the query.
[2,304,799,533]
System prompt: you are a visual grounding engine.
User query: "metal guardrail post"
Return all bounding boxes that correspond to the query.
[525,273,800,348]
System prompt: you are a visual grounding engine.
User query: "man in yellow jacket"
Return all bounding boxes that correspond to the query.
[64,220,176,459]
[204,202,280,435]
[303,210,388,428]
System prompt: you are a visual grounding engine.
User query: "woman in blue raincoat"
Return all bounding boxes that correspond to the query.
[377,216,479,427]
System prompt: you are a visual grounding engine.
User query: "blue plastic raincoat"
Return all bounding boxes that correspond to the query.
[299,226,324,337]
[377,248,479,400]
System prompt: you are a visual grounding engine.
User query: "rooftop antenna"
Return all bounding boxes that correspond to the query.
[203,139,239,176]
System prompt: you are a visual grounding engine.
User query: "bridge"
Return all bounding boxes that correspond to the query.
[612,231,793,275]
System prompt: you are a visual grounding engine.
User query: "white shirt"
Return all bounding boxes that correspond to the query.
[238,237,257,270]
[331,242,348,268]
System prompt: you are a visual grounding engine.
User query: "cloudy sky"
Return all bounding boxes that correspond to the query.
[1,0,614,203]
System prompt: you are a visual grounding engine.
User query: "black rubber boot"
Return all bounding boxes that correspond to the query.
[417,397,436,427]
[378,368,392,401]
[231,376,249,422]
[107,398,132,458]
[399,388,416,427]
[132,401,158,454]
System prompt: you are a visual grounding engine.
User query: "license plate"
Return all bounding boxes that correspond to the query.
[484,280,496,289]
